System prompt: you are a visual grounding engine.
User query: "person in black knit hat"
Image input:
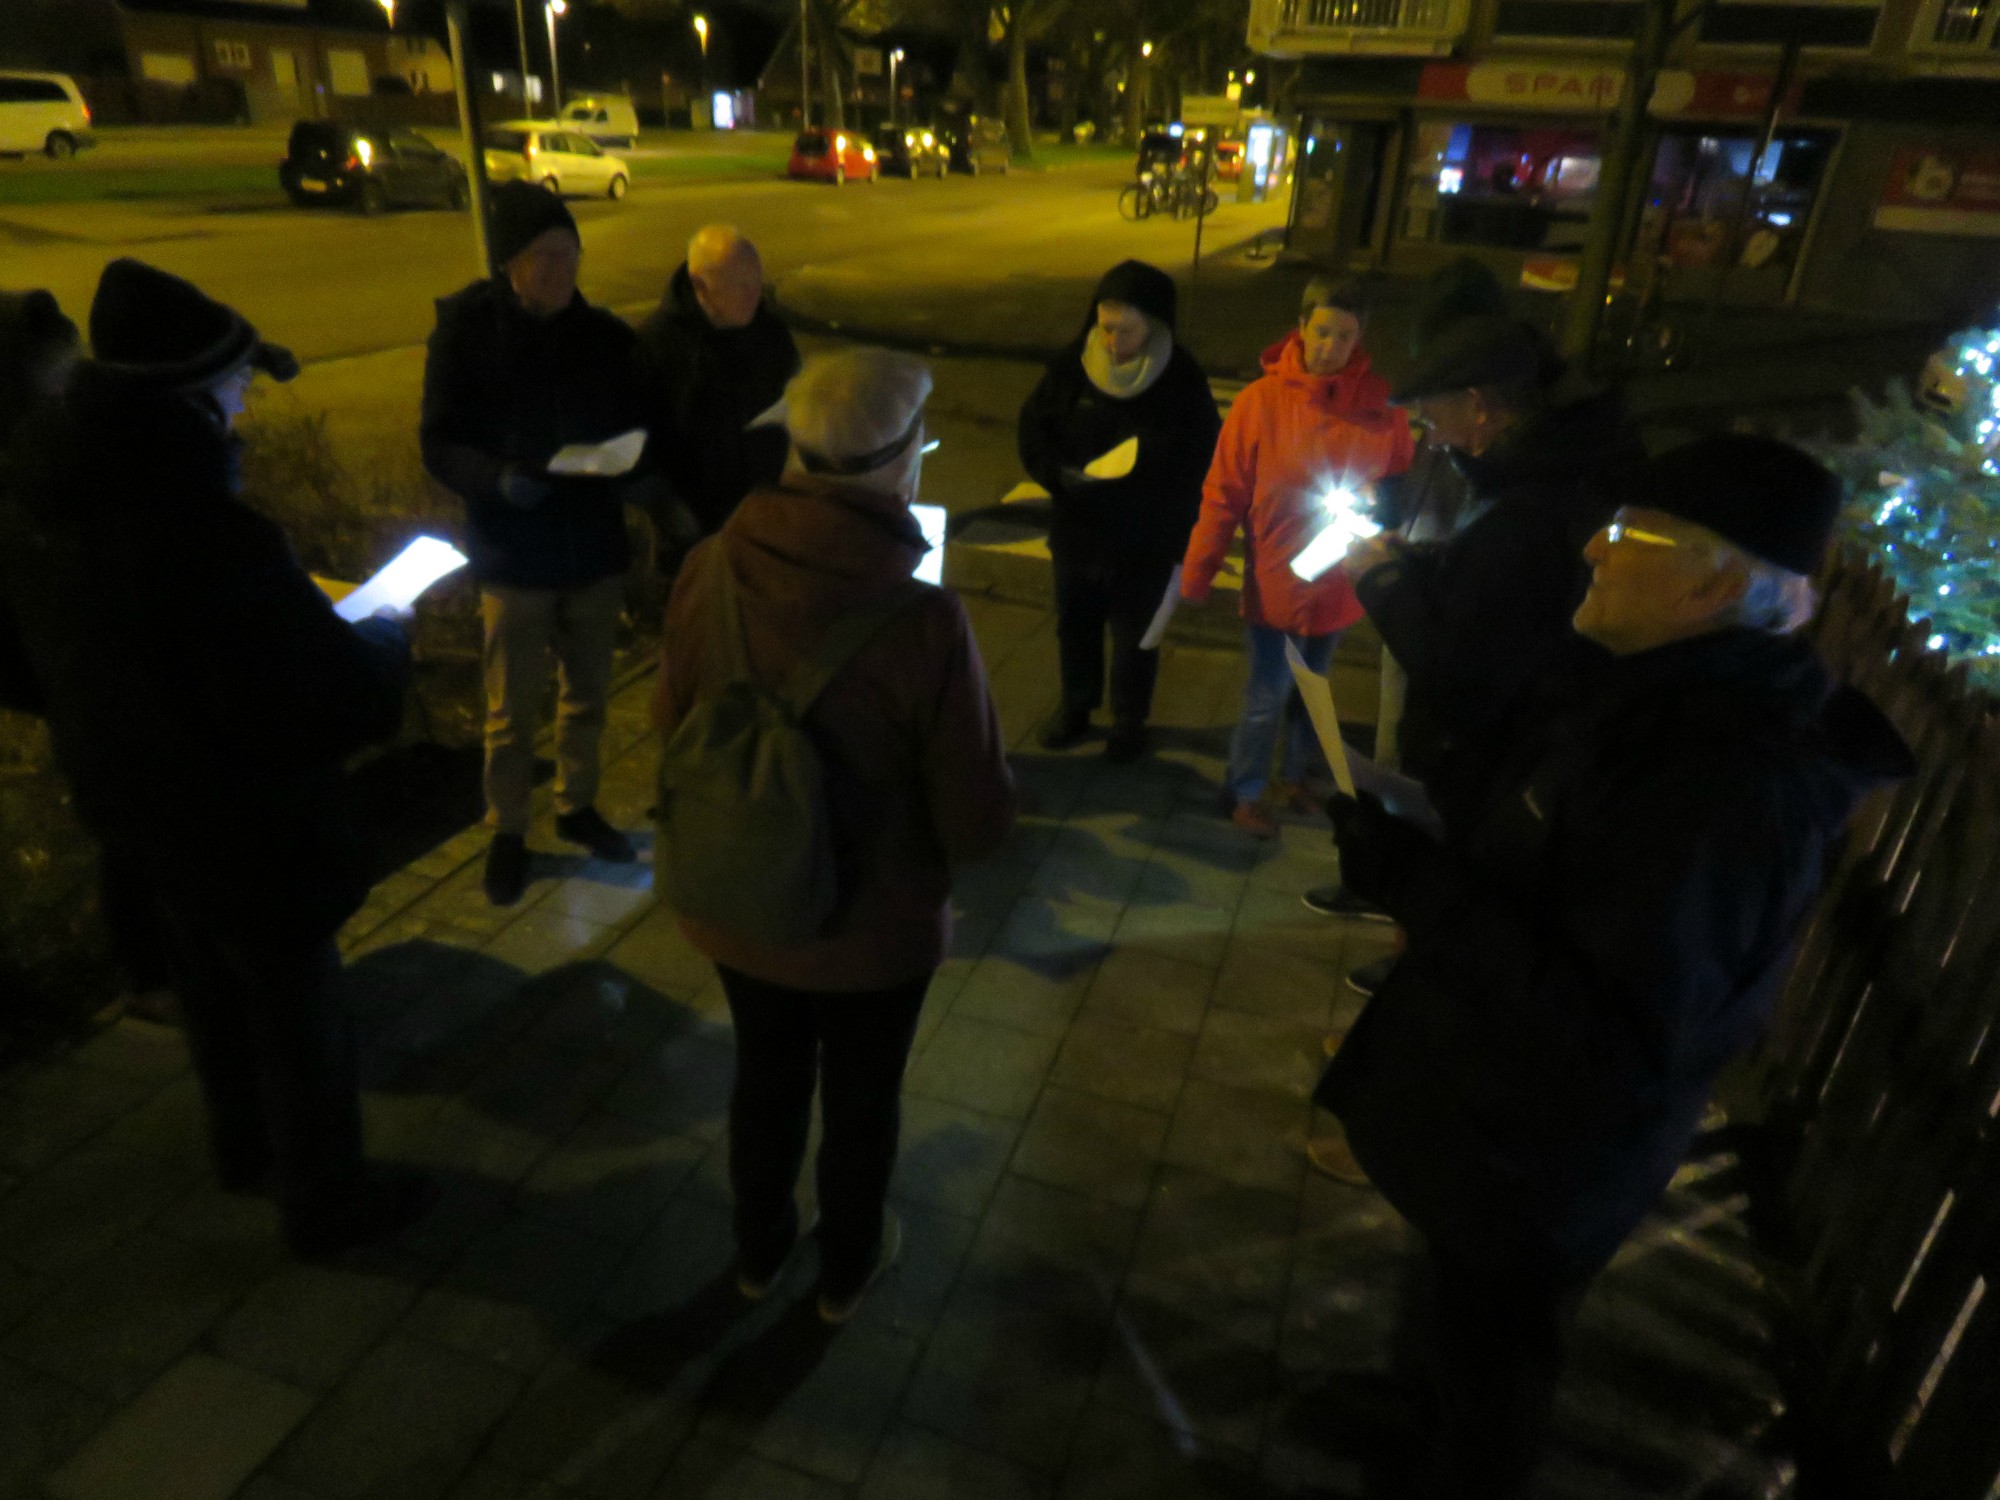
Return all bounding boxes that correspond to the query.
[422,180,663,905]
[0,259,435,1257]
[1016,260,1220,762]
[1311,432,1912,1498]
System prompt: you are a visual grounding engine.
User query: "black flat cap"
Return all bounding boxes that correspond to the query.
[1391,314,1542,403]
[1627,434,1842,576]
[90,259,297,388]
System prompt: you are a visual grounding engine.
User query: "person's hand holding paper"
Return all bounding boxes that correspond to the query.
[545,428,648,479]
[332,536,468,623]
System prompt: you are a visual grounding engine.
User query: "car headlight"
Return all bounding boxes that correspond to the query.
[863,148,875,160]
[905,133,916,145]
[922,132,934,147]
[835,135,846,151]
[355,138,373,167]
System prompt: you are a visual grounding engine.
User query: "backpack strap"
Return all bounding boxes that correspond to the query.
[778,580,929,719]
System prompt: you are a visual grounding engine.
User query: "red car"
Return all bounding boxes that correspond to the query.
[1213,140,1244,182]
[787,129,877,185]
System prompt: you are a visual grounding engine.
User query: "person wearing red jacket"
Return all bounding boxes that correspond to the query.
[1181,278,1414,837]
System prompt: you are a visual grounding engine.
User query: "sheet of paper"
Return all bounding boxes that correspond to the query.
[1345,748,1443,839]
[545,427,647,478]
[1284,639,1356,798]
[1138,564,1182,651]
[911,503,948,586]
[333,536,468,622]
[1082,436,1139,481]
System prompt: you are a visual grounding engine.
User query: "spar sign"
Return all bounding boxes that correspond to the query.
[1418,62,1786,118]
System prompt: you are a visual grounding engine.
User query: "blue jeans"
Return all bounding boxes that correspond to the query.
[1225,625,1338,804]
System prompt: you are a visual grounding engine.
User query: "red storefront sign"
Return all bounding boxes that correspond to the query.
[1875,146,2000,237]
[1417,63,1786,120]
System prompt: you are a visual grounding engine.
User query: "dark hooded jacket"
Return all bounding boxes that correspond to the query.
[1017,263,1221,568]
[0,368,409,945]
[420,277,654,590]
[1317,628,1915,1283]
[1356,379,1640,814]
[637,263,799,535]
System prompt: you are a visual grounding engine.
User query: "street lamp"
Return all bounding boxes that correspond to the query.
[693,13,709,114]
[377,0,396,26]
[1140,40,1153,58]
[889,47,904,128]
[544,0,565,117]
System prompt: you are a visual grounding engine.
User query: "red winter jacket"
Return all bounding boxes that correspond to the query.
[1181,334,1415,636]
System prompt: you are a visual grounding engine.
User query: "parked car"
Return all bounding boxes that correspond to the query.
[0,71,93,160]
[944,117,1010,175]
[871,124,947,179]
[1213,139,1243,182]
[560,96,640,148]
[483,122,631,199]
[279,122,468,213]
[786,129,876,185]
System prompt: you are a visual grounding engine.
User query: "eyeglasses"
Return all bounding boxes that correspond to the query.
[1604,512,1682,549]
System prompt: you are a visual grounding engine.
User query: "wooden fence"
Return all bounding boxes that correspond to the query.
[1754,546,2000,1498]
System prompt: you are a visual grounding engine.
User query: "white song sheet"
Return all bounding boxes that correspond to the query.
[333,536,469,622]
[1283,639,1357,798]
[911,503,948,586]
[1137,564,1183,651]
[545,428,648,478]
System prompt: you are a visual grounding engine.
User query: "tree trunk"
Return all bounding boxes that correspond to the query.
[822,50,845,131]
[1005,0,1036,163]
[1558,0,1672,364]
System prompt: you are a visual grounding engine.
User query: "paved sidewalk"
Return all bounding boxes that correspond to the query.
[0,596,1791,1500]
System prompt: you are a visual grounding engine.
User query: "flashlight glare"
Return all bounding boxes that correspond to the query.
[1290,484,1380,581]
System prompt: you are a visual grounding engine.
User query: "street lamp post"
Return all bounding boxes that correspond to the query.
[512,0,534,114]
[544,0,565,117]
[799,0,811,129]
[889,47,903,128]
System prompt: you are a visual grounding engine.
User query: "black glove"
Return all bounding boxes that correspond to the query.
[497,466,551,510]
[1325,790,1422,908]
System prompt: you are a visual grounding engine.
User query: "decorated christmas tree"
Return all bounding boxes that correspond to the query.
[1808,318,2000,687]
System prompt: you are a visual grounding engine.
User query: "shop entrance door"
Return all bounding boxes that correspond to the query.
[1287,121,1390,269]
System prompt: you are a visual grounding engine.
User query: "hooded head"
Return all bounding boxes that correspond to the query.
[1088,260,1177,337]
[757,348,934,501]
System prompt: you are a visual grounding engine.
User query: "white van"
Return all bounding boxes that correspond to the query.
[0,71,94,159]
[560,96,639,149]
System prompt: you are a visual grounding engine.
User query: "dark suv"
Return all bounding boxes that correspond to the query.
[279,121,468,213]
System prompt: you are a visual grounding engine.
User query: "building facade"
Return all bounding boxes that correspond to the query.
[1255,0,2000,322]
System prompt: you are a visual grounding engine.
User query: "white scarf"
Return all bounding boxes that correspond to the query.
[1082,318,1173,400]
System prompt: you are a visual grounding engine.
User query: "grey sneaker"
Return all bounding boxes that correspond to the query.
[817,1213,902,1325]
[1345,955,1398,999]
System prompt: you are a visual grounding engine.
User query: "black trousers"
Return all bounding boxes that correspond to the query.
[1051,549,1176,726]
[1391,1244,1588,1499]
[717,965,930,1295]
[158,898,365,1226]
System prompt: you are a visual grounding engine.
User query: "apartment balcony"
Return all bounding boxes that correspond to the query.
[1248,0,1472,58]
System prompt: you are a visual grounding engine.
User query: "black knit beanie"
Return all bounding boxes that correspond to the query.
[489,180,579,269]
[1090,259,1177,334]
[1628,434,1842,576]
[89,259,297,388]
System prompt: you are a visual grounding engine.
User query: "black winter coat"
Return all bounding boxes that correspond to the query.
[1017,340,1220,569]
[0,370,410,946]
[1356,382,1639,813]
[1318,630,1914,1284]
[637,265,799,535]
[421,279,654,590]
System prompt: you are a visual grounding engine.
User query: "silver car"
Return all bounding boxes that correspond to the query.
[482,122,631,200]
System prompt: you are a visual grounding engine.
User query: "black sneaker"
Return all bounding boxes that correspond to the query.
[1039,707,1092,752]
[1104,721,1149,764]
[1345,955,1398,999]
[554,807,636,863]
[1302,884,1396,923]
[285,1163,439,1259]
[484,832,529,906]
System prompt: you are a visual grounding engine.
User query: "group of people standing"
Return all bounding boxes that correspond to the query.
[0,186,1918,1496]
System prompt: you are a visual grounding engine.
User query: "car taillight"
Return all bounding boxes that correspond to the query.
[345,154,362,171]
[81,100,92,124]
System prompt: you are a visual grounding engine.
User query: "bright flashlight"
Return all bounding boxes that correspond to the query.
[1290,484,1380,582]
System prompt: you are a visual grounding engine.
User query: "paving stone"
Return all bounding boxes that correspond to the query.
[699,1314,921,1483]
[1055,1401,1271,1500]
[517,1112,707,1245]
[606,911,719,1005]
[400,1099,551,1186]
[0,1145,199,1272]
[0,1258,52,1339]
[91,1073,209,1165]
[3,1228,244,1401]
[1109,896,1239,971]
[1081,950,1215,1037]
[210,1260,423,1391]
[594,1194,738,1321]
[1091,1282,1279,1455]
[0,1062,157,1176]
[268,1334,521,1500]
[846,1199,978,1339]
[950,952,1098,1040]
[1149,812,1268,879]
[439,1460,567,1500]
[901,1282,1111,1473]
[456,1027,635,1143]
[1187,1007,1324,1103]
[892,1098,1020,1218]
[601,1020,736,1144]
[0,1355,110,1494]
[67,1018,192,1081]
[408,1214,631,1373]
[905,1015,1058,1120]
[1243,828,1340,898]
[858,1424,1055,1500]
[1159,1081,1309,1197]
[47,1352,314,1500]
[972,1174,1142,1284]
[480,905,620,978]
[1231,885,1348,963]
[231,1474,326,1500]
[1131,1168,1301,1309]
[1008,1087,1170,1213]
[652,1435,844,1500]
[1131,853,1247,914]
[1048,1014,1194,1115]
[1212,943,1341,1029]
[546,870,656,929]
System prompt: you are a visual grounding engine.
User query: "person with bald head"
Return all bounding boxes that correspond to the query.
[639,224,800,546]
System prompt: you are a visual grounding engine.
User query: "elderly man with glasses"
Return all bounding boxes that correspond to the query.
[1311,435,1914,1499]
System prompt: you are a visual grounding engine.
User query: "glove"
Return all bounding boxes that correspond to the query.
[1325,790,1423,908]
[497,467,552,510]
